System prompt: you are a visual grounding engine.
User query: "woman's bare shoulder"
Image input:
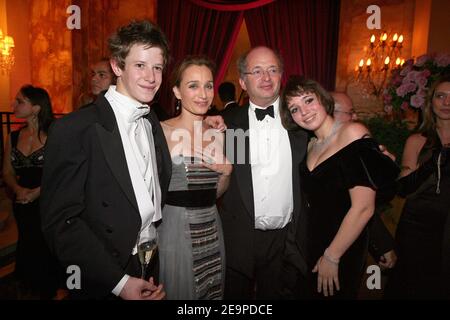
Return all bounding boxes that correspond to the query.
[405,132,426,145]
[339,121,371,143]
[402,133,427,157]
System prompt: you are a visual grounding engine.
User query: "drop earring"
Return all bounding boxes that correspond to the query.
[176,99,181,112]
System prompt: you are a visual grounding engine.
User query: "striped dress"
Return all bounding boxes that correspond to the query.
[158,155,225,300]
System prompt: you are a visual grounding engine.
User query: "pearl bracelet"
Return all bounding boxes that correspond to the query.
[323,248,340,265]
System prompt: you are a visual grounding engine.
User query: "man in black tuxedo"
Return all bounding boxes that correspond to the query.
[220,46,308,299]
[40,20,171,300]
[218,81,239,117]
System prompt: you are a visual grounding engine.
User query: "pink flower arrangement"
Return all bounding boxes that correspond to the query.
[383,53,450,113]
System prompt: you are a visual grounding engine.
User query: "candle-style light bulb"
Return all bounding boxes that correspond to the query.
[398,35,404,43]
[384,56,390,70]
[359,59,364,67]
[400,59,405,65]
[381,33,388,41]
[366,58,372,66]
[393,33,398,42]
[396,57,401,65]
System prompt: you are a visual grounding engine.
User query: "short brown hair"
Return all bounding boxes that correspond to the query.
[108,20,170,70]
[280,75,334,130]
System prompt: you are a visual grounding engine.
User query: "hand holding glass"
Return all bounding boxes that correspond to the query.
[137,237,157,280]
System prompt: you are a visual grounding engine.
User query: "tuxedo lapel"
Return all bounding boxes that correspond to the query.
[288,129,308,167]
[288,128,308,219]
[94,97,139,212]
[227,106,254,216]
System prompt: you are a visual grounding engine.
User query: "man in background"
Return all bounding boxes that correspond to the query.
[218,81,239,117]
[331,91,357,122]
[76,58,117,110]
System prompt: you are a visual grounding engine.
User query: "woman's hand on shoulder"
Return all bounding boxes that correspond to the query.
[204,115,226,132]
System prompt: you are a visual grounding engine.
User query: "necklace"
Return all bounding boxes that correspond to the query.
[310,121,341,153]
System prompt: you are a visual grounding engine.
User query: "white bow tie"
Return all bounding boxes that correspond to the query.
[129,105,150,123]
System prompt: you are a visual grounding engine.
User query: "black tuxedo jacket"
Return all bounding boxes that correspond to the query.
[220,101,240,118]
[40,95,171,298]
[219,104,309,278]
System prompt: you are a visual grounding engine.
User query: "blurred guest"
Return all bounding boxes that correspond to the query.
[76,58,116,110]
[206,104,220,116]
[218,81,239,117]
[331,92,357,122]
[385,74,450,299]
[3,85,58,299]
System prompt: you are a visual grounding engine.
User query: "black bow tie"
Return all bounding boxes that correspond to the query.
[255,105,274,121]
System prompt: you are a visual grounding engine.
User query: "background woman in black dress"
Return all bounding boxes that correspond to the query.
[2,85,57,299]
[280,76,398,299]
[385,74,450,299]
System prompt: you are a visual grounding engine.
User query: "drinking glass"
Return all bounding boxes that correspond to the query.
[137,228,158,280]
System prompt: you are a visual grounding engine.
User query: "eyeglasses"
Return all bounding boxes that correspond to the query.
[243,67,281,79]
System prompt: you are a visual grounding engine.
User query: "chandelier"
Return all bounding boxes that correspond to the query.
[353,31,405,97]
[0,29,15,74]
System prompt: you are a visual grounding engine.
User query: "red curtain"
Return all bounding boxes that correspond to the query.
[157,0,340,115]
[245,0,340,90]
[189,0,274,11]
[157,0,243,116]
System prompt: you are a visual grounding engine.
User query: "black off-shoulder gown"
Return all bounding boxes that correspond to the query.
[385,137,450,299]
[301,138,399,299]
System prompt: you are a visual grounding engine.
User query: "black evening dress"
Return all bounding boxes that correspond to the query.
[301,138,399,299]
[385,136,450,299]
[10,130,59,299]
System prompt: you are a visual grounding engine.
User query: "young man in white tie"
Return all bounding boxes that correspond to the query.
[40,20,172,300]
